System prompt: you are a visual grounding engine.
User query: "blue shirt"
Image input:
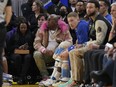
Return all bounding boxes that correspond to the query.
[75,20,89,44]
[105,14,112,24]
[68,20,89,67]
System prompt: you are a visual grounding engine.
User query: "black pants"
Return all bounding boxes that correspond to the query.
[102,55,114,85]
[10,54,32,78]
[0,25,6,86]
[84,49,105,83]
[92,50,105,70]
[84,50,93,83]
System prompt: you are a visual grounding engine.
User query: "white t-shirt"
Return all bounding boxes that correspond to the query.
[46,30,59,51]
[71,6,75,12]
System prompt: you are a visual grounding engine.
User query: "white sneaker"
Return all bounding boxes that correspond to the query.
[2,82,12,86]
[43,79,56,86]
[60,77,70,82]
[39,80,48,86]
[3,73,13,83]
[39,79,49,86]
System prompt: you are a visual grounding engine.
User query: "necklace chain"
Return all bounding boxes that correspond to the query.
[49,29,58,39]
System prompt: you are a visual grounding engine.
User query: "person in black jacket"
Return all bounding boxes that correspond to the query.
[28,0,45,33]
[8,20,34,85]
[47,0,63,15]
[21,0,35,21]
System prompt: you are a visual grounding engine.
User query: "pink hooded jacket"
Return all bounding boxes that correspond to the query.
[34,19,72,53]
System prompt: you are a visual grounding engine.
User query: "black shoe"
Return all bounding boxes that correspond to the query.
[13,76,19,82]
[98,81,105,87]
[28,81,36,84]
[90,71,104,81]
[17,79,28,85]
[91,70,104,76]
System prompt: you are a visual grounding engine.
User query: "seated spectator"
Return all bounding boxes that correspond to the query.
[7,20,34,85]
[75,0,86,19]
[28,0,45,33]
[37,13,48,28]
[5,16,28,56]
[59,6,68,23]
[81,2,116,86]
[83,2,116,86]
[68,0,78,44]
[33,14,72,85]
[99,0,112,24]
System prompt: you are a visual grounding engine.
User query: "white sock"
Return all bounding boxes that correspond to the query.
[54,71,61,80]
[51,59,62,78]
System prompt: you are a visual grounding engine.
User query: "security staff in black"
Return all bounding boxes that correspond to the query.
[0,0,12,86]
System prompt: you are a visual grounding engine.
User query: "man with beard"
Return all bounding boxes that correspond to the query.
[58,0,112,87]
[90,2,116,87]
[75,0,86,19]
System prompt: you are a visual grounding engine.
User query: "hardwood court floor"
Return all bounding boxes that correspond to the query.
[2,82,39,87]
[3,84,39,87]
[2,83,112,87]
[13,85,38,87]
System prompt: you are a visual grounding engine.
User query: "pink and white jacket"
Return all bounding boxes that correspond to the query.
[34,19,72,53]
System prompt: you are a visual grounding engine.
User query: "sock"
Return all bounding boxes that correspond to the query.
[61,61,70,78]
[53,71,61,80]
[51,59,62,80]
[61,69,70,78]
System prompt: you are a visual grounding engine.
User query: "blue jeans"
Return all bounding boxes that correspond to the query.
[103,54,114,81]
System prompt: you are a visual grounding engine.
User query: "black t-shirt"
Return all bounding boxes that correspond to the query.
[7,0,12,6]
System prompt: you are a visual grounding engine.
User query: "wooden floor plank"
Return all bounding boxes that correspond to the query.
[3,85,39,87]
[2,83,39,87]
